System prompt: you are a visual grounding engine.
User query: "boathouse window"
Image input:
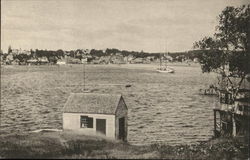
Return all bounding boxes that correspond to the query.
[238,106,243,111]
[220,93,226,103]
[227,94,233,104]
[220,92,233,104]
[80,116,93,128]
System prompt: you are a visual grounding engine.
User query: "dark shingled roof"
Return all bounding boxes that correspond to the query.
[63,93,123,114]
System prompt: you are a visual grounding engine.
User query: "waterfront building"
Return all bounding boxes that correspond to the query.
[213,76,250,138]
[63,93,128,141]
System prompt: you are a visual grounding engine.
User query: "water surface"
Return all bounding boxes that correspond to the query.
[0,64,219,145]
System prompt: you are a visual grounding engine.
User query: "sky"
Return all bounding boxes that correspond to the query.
[1,0,249,53]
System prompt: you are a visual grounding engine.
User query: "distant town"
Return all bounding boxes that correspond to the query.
[0,47,202,65]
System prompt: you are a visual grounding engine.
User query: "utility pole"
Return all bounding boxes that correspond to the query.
[83,62,85,91]
[82,58,86,92]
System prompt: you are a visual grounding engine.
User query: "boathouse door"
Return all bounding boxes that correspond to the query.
[96,119,106,135]
[118,117,125,141]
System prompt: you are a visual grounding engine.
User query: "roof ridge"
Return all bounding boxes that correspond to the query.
[63,93,123,114]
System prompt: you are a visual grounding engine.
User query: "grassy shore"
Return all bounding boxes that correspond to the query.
[0,131,248,159]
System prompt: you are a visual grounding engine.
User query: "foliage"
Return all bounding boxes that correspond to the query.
[90,49,106,57]
[194,4,250,95]
[7,45,12,54]
[14,54,30,63]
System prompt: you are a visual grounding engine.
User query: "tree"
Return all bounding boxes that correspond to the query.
[90,49,105,57]
[194,5,250,98]
[8,45,12,54]
[15,54,29,63]
[56,49,64,58]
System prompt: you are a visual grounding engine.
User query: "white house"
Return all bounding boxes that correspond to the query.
[63,93,128,141]
[81,57,88,64]
[57,59,66,65]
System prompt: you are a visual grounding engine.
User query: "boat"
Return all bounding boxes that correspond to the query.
[156,41,175,73]
[156,66,175,73]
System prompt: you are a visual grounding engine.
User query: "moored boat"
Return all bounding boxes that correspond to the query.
[156,66,175,73]
[156,41,175,73]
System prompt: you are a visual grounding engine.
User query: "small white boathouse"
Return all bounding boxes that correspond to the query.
[63,93,128,141]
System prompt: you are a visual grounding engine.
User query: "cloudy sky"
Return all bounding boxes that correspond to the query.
[1,0,248,53]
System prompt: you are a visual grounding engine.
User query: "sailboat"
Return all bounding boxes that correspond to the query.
[156,42,175,73]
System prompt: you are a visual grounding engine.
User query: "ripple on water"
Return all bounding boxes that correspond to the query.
[1,65,218,145]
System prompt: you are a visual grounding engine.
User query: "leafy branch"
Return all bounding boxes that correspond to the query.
[194,5,250,99]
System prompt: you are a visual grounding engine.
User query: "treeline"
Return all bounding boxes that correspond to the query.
[83,48,205,60]
[1,46,205,64]
[90,48,160,58]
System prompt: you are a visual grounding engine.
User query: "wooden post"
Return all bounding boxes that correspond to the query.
[232,113,236,136]
[214,109,217,136]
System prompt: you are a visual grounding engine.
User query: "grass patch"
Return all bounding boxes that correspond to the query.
[0,131,248,159]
